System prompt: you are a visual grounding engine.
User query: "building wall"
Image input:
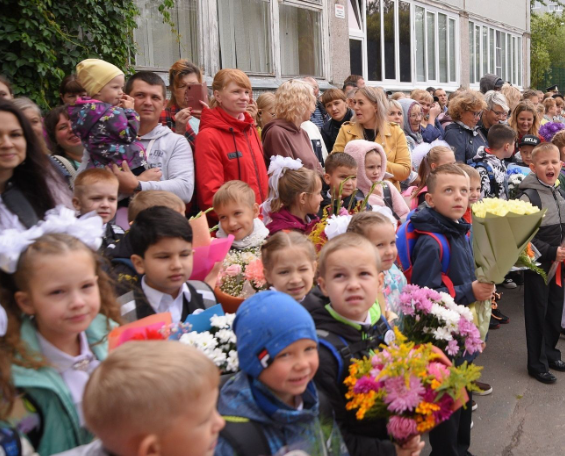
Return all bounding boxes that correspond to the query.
[329,0,351,85]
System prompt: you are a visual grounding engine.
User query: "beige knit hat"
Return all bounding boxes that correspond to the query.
[76,59,124,97]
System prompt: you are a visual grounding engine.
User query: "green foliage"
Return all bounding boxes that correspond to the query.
[530,11,565,88]
[0,0,139,110]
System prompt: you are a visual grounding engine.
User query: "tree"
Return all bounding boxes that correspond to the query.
[530,11,565,88]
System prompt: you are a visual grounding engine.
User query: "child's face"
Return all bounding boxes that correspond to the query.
[468,177,482,206]
[520,145,534,166]
[324,166,358,199]
[425,173,469,221]
[366,223,397,271]
[131,237,194,297]
[318,247,383,322]
[95,74,125,106]
[264,247,316,302]
[73,181,119,224]
[365,151,382,183]
[530,148,561,186]
[15,250,100,353]
[215,200,259,241]
[258,338,319,407]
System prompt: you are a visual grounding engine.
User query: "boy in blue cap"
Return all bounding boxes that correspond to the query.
[215,290,348,456]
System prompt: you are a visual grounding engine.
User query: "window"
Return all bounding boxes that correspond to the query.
[469,21,523,87]
[134,0,198,69]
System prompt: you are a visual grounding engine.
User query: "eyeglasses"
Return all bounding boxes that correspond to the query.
[471,111,483,118]
[409,113,424,119]
[492,109,507,117]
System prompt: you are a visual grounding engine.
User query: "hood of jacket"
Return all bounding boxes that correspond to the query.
[140,123,176,141]
[479,74,503,94]
[199,106,256,134]
[398,98,423,145]
[410,205,470,238]
[344,139,388,196]
[68,98,113,140]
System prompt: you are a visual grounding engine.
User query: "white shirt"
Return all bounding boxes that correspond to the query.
[141,276,192,324]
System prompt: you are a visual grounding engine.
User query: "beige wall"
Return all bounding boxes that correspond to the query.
[328,0,351,86]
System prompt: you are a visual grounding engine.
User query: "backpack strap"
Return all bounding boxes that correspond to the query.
[0,427,22,456]
[220,417,272,456]
[413,230,456,298]
[520,188,542,209]
[316,330,348,383]
[382,182,400,221]
[2,182,39,229]
[187,280,217,309]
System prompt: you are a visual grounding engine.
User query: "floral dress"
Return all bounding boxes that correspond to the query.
[383,264,407,316]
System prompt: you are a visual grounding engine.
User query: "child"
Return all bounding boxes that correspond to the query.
[69,59,146,174]
[0,227,121,455]
[408,144,455,208]
[263,157,323,235]
[123,206,217,323]
[73,169,124,250]
[347,212,405,321]
[261,231,317,302]
[76,341,224,456]
[552,130,565,193]
[320,152,371,217]
[213,180,269,251]
[516,134,541,167]
[469,123,516,200]
[311,233,424,456]
[409,164,495,456]
[519,143,565,384]
[216,290,348,456]
[456,163,481,224]
[344,140,409,221]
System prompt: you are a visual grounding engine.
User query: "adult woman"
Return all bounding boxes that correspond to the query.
[59,74,86,106]
[194,69,268,217]
[256,92,276,135]
[0,100,66,230]
[398,98,423,151]
[444,90,488,163]
[11,97,50,155]
[0,76,13,100]
[411,89,443,142]
[44,106,84,175]
[262,79,322,172]
[333,86,411,189]
[509,101,542,145]
[501,83,521,114]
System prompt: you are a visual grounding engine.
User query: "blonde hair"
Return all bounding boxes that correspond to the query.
[212,69,252,93]
[261,231,316,272]
[456,163,480,181]
[410,89,433,104]
[275,80,316,124]
[353,87,388,134]
[128,190,185,223]
[427,164,467,193]
[347,212,394,237]
[509,101,540,137]
[270,168,320,213]
[391,92,407,101]
[318,232,380,277]
[552,130,565,151]
[213,180,256,211]
[74,168,119,198]
[532,142,559,162]
[536,103,546,122]
[543,97,557,112]
[448,90,486,121]
[388,99,402,112]
[501,83,522,112]
[84,341,219,439]
[416,145,454,195]
[256,92,276,129]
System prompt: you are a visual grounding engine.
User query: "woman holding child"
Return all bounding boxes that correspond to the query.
[332,86,411,190]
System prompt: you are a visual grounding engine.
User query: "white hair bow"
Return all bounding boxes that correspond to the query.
[0,305,7,337]
[261,156,304,225]
[0,206,104,274]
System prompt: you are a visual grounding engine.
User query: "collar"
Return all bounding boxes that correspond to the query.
[37,331,96,374]
[325,303,381,330]
[536,176,556,189]
[455,120,479,135]
[217,218,269,250]
[141,276,191,324]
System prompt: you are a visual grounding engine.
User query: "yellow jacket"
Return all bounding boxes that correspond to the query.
[332,121,411,189]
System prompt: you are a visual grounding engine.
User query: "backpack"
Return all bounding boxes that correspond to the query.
[382,182,400,221]
[519,187,565,209]
[396,209,456,298]
[467,159,500,197]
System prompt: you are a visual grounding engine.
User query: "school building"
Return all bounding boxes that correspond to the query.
[133,0,530,92]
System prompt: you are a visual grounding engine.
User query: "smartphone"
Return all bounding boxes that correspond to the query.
[184,83,208,113]
[433,96,440,103]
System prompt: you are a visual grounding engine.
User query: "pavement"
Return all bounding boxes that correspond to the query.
[421,285,565,456]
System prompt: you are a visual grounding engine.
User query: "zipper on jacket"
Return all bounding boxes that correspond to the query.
[551,187,564,242]
[244,129,266,201]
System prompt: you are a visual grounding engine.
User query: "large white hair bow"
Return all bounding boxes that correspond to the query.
[0,206,104,274]
[411,140,451,170]
[261,156,304,225]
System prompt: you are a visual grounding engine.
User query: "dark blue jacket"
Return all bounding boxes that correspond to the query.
[410,206,476,306]
[444,121,488,163]
[421,118,444,143]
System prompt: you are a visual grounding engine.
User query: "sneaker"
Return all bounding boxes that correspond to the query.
[501,278,517,289]
[492,307,510,324]
[489,317,501,330]
[473,380,493,396]
[471,400,478,411]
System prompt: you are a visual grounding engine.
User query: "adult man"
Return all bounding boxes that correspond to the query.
[303,76,328,130]
[479,73,503,94]
[434,88,448,112]
[479,91,509,138]
[111,71,194,202]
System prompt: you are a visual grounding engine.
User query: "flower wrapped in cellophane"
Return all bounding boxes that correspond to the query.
[218,248,268,299]
[471,198,545,339]
[344,329,481,445]
[397,285,483,358]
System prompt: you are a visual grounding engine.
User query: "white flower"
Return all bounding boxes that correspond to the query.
[210,314,230,329]
[209,348,227,365]
[226,350,239,373]
[433,326,453,341]
[430,303,460,328]
[179,331,218,353]
[325,214,353,240]
[216,329,237,344]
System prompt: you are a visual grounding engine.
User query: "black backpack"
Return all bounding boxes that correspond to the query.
[382,182,400,221]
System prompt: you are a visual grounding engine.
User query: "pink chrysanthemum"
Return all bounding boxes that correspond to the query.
[427,362,450,382]
[446,339,460,356]
[353,376,382,394]
[432,392,455,423]
[383,375,425,413]
[387,416,418,442]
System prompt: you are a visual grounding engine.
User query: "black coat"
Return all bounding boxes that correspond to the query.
[444,122,488,163]
[321,109,354,152]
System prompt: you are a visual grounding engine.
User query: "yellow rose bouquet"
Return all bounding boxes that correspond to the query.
[471,198,545,339]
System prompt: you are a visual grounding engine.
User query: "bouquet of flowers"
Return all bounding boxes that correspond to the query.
[471,198,545,338]
[344,329,481,444]
[308,212,352,251]
[397,285,482,358]
[506,169,527,200]
[218,247,268,299]
[179,313,238,373]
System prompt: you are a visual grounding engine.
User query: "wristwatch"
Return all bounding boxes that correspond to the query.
[134,181,142,193]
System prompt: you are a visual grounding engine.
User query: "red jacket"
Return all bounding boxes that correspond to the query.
[195,108,268,215]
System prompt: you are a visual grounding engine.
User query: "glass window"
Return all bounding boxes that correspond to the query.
[449,18,456,81]
[367,0,382,81]
[489,28,495,74]
[438,13,447,83]
[482,27,488,75]
[501,32,507,82]
[415,6,425,82]
[518,37,522,86]
[469,22,475,83]
[398,1,411,82]
[279,4,322,77]
[134,0,199,68]
[383,0,396,79]
[218,0,272,73]
[475,25,480,82]
[426,11,436,80]
[349,0,363,31]
[350,39,363,76]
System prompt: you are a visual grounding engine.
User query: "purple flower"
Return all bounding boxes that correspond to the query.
[383,375,425,413]
[433,393,455,423]
[353,376,381,394]
[464,335,483,355]
[387,416,418,442]
[446,339,459,356]
[539,122,565,142]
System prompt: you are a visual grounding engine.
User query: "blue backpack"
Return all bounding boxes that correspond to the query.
[396,209,456,298]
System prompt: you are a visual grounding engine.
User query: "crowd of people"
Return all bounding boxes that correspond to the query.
[1,58,565,456]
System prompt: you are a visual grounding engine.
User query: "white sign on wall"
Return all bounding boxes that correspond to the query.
[335,4,345,18]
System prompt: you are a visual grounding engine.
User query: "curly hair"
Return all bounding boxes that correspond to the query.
[501,83,521,113]
[552,129,565,153]
[275,79,316,124]
[509,101,540,137]
[447,90,486,122]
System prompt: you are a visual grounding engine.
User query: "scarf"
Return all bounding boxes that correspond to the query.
[217,218,269,250]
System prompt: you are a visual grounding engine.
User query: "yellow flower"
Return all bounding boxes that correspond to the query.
[416,401,441,416]
[472,198,540,218]
[416,414,436,433]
